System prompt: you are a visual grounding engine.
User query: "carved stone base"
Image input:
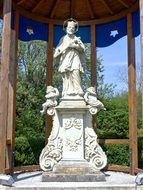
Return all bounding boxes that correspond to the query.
[42,172,105,182]
[42,160,105,182]
[59,96,86,107]
[39,99,107,182]
[53,160,100,174]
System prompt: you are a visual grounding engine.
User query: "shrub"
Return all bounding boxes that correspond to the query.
[14,135,45,166]
[101,144,130,166]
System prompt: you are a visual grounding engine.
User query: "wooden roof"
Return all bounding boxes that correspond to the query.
[0,0,139,24]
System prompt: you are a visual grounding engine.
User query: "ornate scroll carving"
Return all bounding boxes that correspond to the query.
[85,127,107,170]
[64,117,83,152]
[64,118,82,130]
[39,112,63,171]
[65,136,82,152]
[39,137,62,171]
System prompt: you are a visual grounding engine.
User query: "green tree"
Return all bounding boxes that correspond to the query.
[15,40,47,165]
[96,93,129,139]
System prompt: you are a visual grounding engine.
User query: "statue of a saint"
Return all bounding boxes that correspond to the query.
[54,18,85,97]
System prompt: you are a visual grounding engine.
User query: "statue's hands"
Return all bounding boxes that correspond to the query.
[68,41,79,49]
[68,39,85,53]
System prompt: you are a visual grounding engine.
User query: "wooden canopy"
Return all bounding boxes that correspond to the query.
[0,0,139,23]
[0,0,142,175]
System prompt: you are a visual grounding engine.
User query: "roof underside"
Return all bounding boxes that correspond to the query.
[0,0,139,22]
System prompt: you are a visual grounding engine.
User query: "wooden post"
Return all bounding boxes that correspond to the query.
[0,0,12,174]
[47,23,54,86]
[127,13,138,175]
[90,23,97,129]
[45,23,54,142]
[6,11,19,174]
[90,23,96,87]
[139,0,143,129]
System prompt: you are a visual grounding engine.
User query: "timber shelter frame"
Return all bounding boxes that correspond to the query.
[0,0,142,175]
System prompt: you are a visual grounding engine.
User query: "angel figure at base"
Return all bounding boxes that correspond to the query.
[40,86,59,115]
[54,18,85,98]
[84,87,106,115]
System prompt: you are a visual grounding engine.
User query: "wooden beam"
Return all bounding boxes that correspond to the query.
[6,10,19,174]
[49,0,60,18]
[139,0,143,130]
[6,139,11,145]
[45,23,54,142]
[70,0,75,18]
[47,23,53,87]
[117,0,129,8]
[12,164,143,174]
[6,30,16,173]
[90,23,96,87]
[127,13,138,175]
[12,1,138,25]
[106,165,143,174]
[14,165,40,172]
[98,139,129,144]
[86,0,95,19]
[0,2,3,10]
[99,0,114,15]
[106,164,131,173]
[0,0,12,174]
[32,0,44,13]
[90,23,97,129]
[17,0,26,6]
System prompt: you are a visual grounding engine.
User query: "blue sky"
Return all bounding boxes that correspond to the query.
[97,35,141,93]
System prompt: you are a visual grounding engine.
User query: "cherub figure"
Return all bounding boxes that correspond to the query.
[40,86,59,115]
[84,87,106,115]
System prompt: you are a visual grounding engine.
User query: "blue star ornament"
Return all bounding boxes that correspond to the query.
[110,30,119,37]
[18,15,48,41]
[96,17,127,47]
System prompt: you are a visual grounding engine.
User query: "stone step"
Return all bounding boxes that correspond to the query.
[0,183,142,190]
[0,171,139,190]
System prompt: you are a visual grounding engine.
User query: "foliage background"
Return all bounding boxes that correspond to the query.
[13,40,143,169]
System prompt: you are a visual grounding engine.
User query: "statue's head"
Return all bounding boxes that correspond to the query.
[63,18,78,34]
[46,86,55,93]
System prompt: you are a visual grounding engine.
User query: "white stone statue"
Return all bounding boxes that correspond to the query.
[39,20,107,180]
[54,18,85,97]
[84,87,106,115]
[40,86,59,115]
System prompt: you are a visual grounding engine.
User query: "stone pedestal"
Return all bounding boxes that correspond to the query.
[42,160,106,182]
[39,98,107,182]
